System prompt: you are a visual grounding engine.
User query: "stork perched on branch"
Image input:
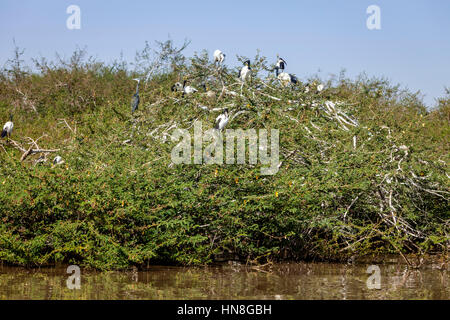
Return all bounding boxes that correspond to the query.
[213,49,226,66]
[239,60,252,83]
[238,60,252,94]
[275,55,287,76]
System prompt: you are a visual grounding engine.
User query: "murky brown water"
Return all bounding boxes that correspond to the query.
[0,259,448,300]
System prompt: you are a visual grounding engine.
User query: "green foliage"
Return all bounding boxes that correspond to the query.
[0,42,448,269]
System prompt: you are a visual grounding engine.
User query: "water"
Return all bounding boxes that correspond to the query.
[0,259,448,300]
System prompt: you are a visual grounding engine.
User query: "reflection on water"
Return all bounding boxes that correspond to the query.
[0,260,448,300]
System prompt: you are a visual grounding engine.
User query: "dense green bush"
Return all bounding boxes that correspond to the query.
[0,42,448,269]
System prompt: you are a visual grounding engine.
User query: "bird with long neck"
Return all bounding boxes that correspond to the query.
[131,78,140,113]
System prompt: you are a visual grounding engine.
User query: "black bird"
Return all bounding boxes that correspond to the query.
[131,78,140,113]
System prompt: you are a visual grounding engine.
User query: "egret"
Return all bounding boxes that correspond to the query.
[213,49,226,66]
[131,78,140,113]
[1,115,13,139]
[275,55,287,76]
[214,108,229,131]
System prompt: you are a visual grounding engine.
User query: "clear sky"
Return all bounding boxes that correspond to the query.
[1,0,449,107]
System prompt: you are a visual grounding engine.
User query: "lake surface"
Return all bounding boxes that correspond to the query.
[0,258,448,300]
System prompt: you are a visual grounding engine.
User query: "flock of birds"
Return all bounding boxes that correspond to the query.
[1,50,324,165]
[129,50,325,135]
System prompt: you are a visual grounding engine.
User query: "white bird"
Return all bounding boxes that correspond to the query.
[182,80,198,96]
[53,156,64,165]
[305,81,324,94]
[238,60,252,83]
[1,115,13,139]
[275,55,287,76]
[213,49,226,65]
[214,108,229,131]
[277,72,298,86]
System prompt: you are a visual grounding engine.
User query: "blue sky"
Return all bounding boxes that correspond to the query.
[0,0,449,107]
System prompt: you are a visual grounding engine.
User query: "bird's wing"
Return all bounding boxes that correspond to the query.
[214,116,222,129]
[131,95,140,112]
